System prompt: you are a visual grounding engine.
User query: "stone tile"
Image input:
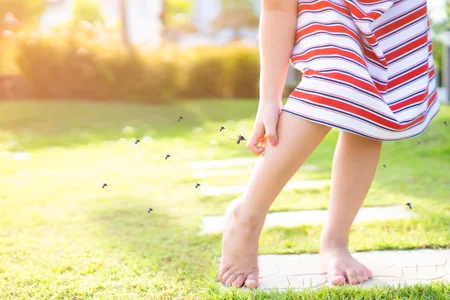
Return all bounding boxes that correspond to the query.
[220,249,450,291]
[192,167,253,179]
[201,180,330,196]
[192,164,324,178]
[191,158,321,172]
[370,264,404,279]
[0,151,30,161]
[259,275,291,290]
[201,206,415,234]
[191,158,257,170]
[287,275,328,289]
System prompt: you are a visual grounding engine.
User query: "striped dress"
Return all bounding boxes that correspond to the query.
[282,0,440,141]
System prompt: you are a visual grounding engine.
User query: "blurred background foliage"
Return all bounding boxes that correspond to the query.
[0,0,261,101]
[72,0,104,25]
[0,0,447,102]
[0,0,46,31]
[213,0,259,41]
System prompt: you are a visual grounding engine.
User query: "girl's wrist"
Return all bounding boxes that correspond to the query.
[259,94,283,104]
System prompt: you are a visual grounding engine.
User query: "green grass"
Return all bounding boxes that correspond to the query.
[0,99,449,299]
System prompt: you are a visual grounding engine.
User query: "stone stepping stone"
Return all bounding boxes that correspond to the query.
[201,205,415,234]
[1,151,30,161]
[244,249,450,290]
[192,164,321,179]
[191,158,257,170]
[191,158,320,172]
[201,180,330,196]
[192,167,253,179]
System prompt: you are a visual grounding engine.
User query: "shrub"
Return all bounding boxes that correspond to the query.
[223,46,260,98]
[13,27,260,102]
[72,0,104,25]
[178,47,229,98]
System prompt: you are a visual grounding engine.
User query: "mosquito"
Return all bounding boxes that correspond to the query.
[417,141,421,145]
[444,122,448,127]
[161,154,171,164]
[187,183,202,192]
[229,134,247,146]
[220,126,226,132]
[383,164,386,168]
[101,183,108,189]
[406,202,413,210]
[148,208,153,213]
[135,139,140,145]
[178,116,183,122]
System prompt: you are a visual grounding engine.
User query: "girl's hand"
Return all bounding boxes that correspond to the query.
[247,100,282,156]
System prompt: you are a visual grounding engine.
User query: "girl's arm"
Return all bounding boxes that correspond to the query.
[247,0,298,155]
[259,0,298,103]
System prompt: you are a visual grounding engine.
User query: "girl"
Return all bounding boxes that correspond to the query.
[219,0,440,288]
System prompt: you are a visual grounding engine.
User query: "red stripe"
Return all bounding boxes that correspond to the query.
[353,0,392,4]
[385,34,428,62]
[299,0,352,18]
[390,66,436,111]
[375,6,427,39]
[296,23,382,65]
[390,90,429,111]
[388,64,429,91]
[427,90,438,109]
[429,68,435,79]
[373,80,387,94]
[346,1,384,21]
[291,89,425,130]
[291,47,367,69]
[304,69,382,98]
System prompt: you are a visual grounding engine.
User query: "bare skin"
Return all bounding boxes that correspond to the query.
[219,0,381,288]
[320,131,381,285]
[218,116,381,288]
[219,112,332,288]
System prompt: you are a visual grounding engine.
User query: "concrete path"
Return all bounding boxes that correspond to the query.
[201,205,415,234]
[191,158,257,170]
[201,180,330,196]
[192,164,321,179]
[191,158,320,172]
[221,249,450,290]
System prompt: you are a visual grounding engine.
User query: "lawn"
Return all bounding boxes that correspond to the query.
[0,99,449,299]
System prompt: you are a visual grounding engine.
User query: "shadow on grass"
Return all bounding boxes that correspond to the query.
[0,99,259,152]
[82,193,222,285]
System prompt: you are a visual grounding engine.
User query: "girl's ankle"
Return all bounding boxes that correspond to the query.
[320,226,350,251]
[228,198,266,231]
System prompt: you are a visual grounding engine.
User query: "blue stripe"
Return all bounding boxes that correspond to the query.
[282,98,440,141]
[289,91,398,127]
[388,58,429,82]
[384,30,428,55]
[388,42,428,65]
[303,71,385,102]
[379,14,427,42]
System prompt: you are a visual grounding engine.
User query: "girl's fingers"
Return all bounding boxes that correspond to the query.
[247,122,266,156]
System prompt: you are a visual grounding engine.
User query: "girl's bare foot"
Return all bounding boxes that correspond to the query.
[320,248,373,285]
[320,229,373,285]
[218,198,263,288]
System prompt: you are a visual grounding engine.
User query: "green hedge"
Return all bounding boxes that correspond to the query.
[14,32,260,101]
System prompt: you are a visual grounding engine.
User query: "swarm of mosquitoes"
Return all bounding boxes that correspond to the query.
[101,115,448,214]
[100,115,249,214]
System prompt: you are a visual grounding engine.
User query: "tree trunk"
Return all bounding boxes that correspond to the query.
[232,26,240,42]
[160,0,167,44]
[120,0,131,49]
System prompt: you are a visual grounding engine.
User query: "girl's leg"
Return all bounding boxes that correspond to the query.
[320,130,382,285]
[219,111,331,288]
